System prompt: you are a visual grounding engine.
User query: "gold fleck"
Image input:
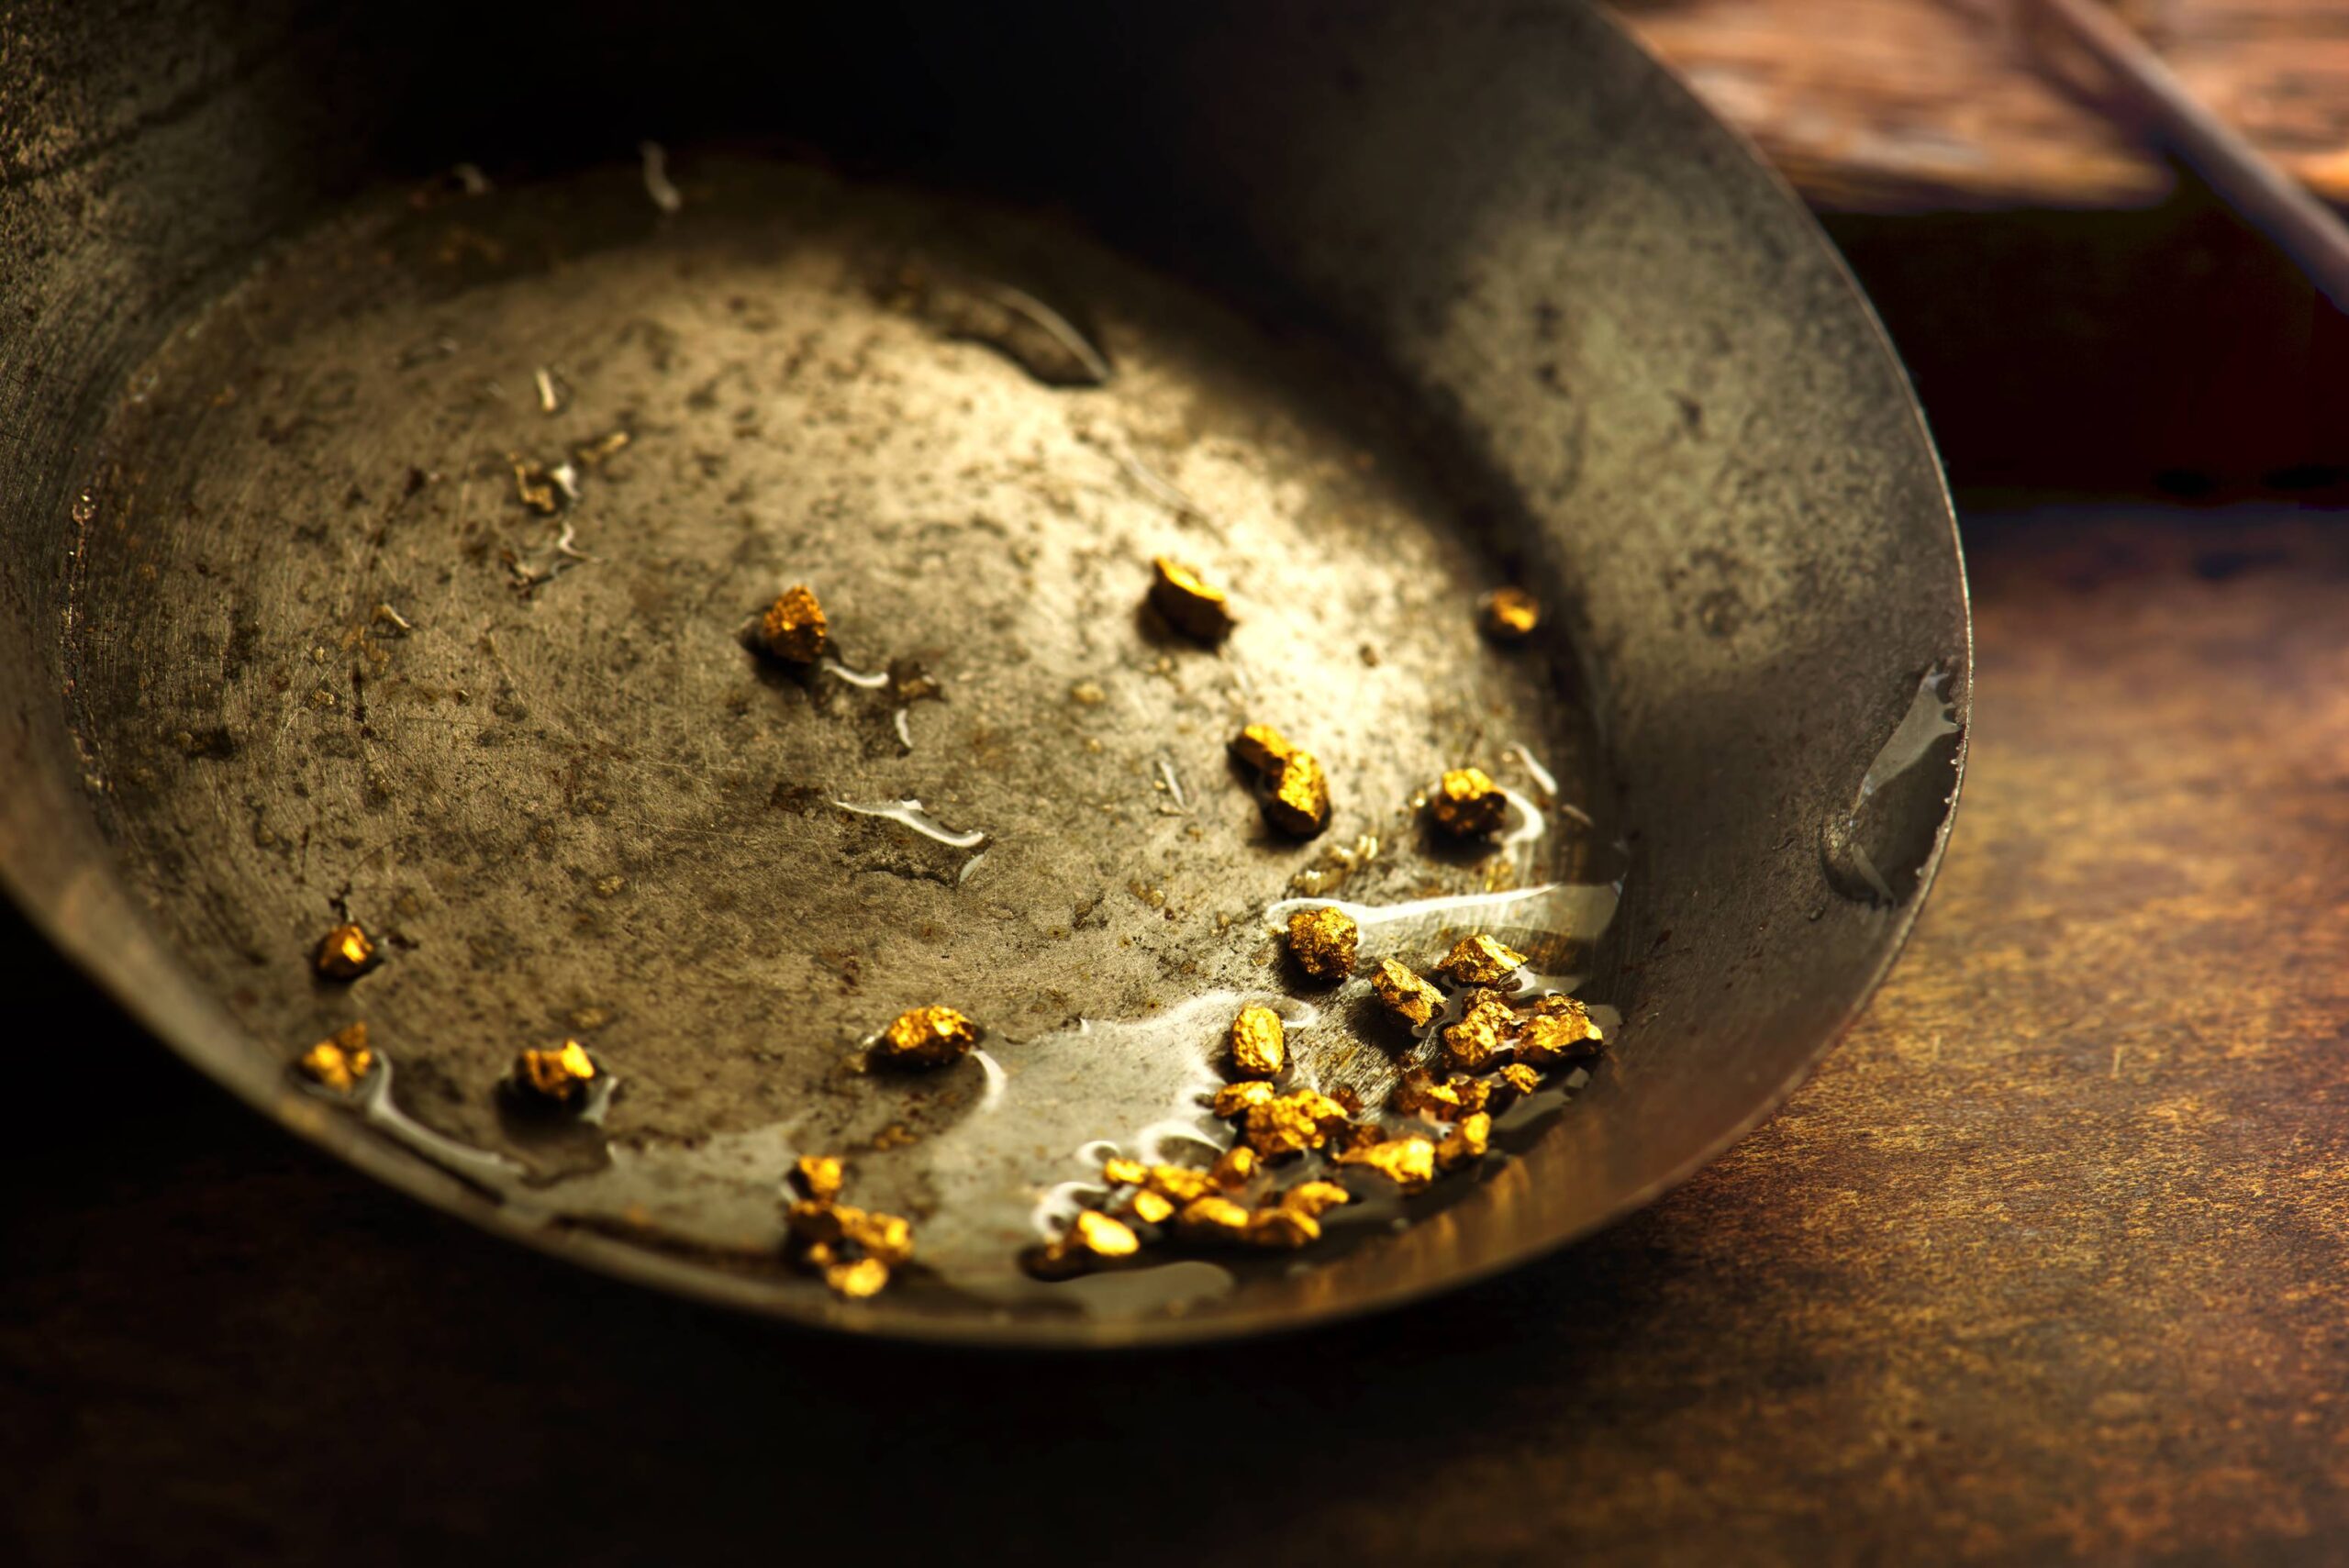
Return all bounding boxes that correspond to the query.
[1437,1111,1492,1173]
[1497,1062,1542,1096]
[295,1022,373,1094]
[1517,994,1605,1065]
[1229,1005,1287,1079]
[1071,680,1106,705]
[1241,1207,1319,1249]
[313,922,377,980]
[1213,1080,1277,1118]
[1441,989,1515,1073]
[1119,1188,1177,1226]
[1149,556,1233,642]
[1066,1209,1140,1260]
[1209,1145,1260,1190]
[1436,933,1529,986]
[1174,1195,1252,1243]
[1142,1164,1218,1206]
[824,1257,891,1298]
[1264,751,1332,838]
[1229,723,1297,778]
[760,584,830,663]
[1241,1089,1349,1159]
[512,1038,599,1106]
[1285,906,1359,980]
[1337,1136,1437,1192]
[1393,1067,1464,1119]
[790,1154,845,1204]
[1279,1180,1353,1219]
[1479,587,1541,641]
[872,1004,980,1069]
[1101,1156,1148,1186]
[1428,767,1508,839]
[1370,958,1443,1028]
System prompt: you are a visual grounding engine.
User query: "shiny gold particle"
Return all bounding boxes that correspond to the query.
[839,1207,916,1266]
[512,1038,599,1106]
[759,584,830,663]
[1280,1180,1353,1219]
[1437,933,1529,987]
[1497,1062,1542,1096]
[1210,1145,1260,1190]
[1440,989,1516,1073]
[1437,1111,1492,1173]
[1119,1188,1177,1227]
[790,1154,845,1204]
[1101,1156,1148,1187]
[1065,1209,1141,1261]
[295,1022,373,1094]
[1143,1164,1219,1207]
[1242,1207,1320,1249]
[1370,958,1444,1029]
[1263,751,1332,838]
[1337,1136,1437,1193]
[313,922,378,980]
[1285,906,1359,981]
[824,1256,891,1299]
[1213,1080,1278,1118]
[1149,556,1234,642]
[872,1004,979,1069]
[1229,1004,1287,1080]
[511,457,562,515]
[1427,767,1509,839]
[1517,995,1606,1066]
[1229,723,1297,778]
[1241,1089,1349,1159]
[1479,587,1542,642]
[1174,1195,1252,1243]
[1393,1069,1464,1119]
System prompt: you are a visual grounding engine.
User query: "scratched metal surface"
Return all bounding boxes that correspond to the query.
[0,0,1965,1340]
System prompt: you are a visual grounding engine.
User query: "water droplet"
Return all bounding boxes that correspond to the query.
[1821,667,1963,907]
[831,796,989,850]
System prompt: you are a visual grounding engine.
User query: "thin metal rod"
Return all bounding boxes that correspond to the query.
[2028,0,2349,312]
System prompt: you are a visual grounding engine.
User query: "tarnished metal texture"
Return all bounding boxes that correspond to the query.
[0,0,1967,1343]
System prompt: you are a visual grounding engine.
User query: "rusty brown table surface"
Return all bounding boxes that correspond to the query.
[5,506,2346,1565]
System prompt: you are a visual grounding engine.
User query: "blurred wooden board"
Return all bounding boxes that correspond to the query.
[1618,0,2349,210]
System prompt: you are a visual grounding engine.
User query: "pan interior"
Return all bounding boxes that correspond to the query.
[61,153,1622,1327]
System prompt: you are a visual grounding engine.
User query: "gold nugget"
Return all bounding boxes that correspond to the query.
[872,1004,979,1069]
[1242,1207,1320,1249]
[1370,958,1444,1029]
[1065,1209,1140,1262]
[1428,767,1508,839]
[1337,1137,1437,1193]
[296,1022,373,1094]
[1102,1156,1148,1186]
[825,1256,891,1299]
[1142,1164,1219,1207]
[1118,1188,1176,1227]
[1280,1180,1353,1219]
[1285,906,1359,981]
[1393,1068,1463,1120]
[839,1207,916,1266]
[1497,1062,1542,1096]
[1264,751,1332,838]
[1440,991,1515,1073]
[1149,556,1233,642]
[1437,1111,1492,1173]
[1210,1145,1260,1190]
[512,1038,599,1106]
[1241,1089,1349,1159]
[1517,995,1605,1065]
[313,922,378,981]
[1437,933,1529,986]
[1213,1080,1277,1118]
[1229,723,1297,777]
[1229,1005,1287,1079]
[790,1154,845,1204]
[760,584,830,663]
[1479,587,1541,642]
[1174,1195,1252,1243]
